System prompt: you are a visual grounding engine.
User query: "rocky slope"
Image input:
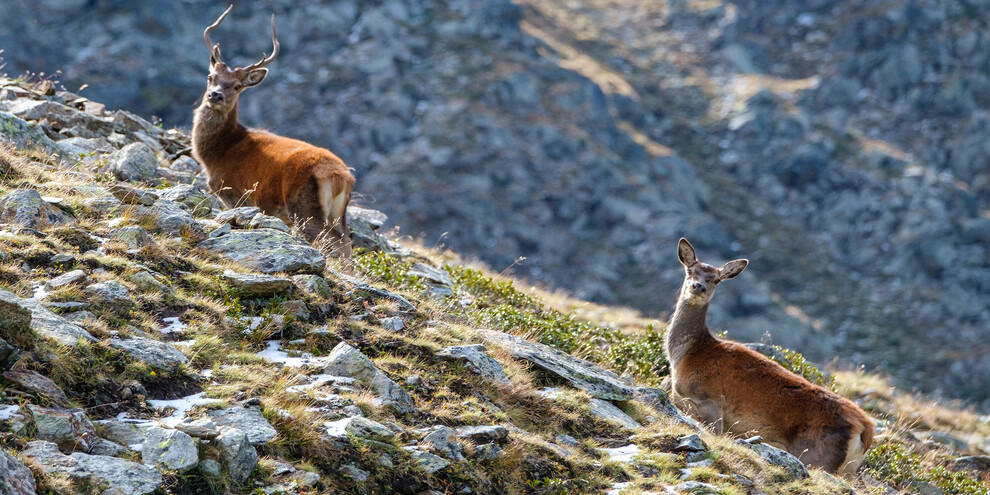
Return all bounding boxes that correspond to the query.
[0,76,989,494]
[3,0,989,406]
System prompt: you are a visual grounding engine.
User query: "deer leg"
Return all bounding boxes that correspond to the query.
[286,177,327,244]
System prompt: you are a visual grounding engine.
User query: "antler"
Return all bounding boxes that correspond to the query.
[244,14,280,72]
[204,4,233,65]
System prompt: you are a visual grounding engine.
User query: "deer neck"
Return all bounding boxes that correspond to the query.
[666,299,715,371]
[192,100,247,165]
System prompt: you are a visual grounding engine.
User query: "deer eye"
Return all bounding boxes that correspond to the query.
[233,84,243,91]
[207,75,214,83]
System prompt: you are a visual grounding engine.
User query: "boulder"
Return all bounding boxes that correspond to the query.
[214,207,262,227]
[0,189,73,230]
[157,184,211,217]
[480,329,633,400]
[0,288,96,346]
[108,337,189,370]
[199,229,326,274]
[222,270,292,297]
[436,344,510,383]
[22,440,162,494]
[735,438,809,480]
[420,426,465,462]
[0,447,37,495]
[84,281,134,314]
[587,398,641,429]
[112,143,159,182]
[323,343,415,411]
[206,405,278,446]
[454,425,510,445]
[0,111,60,153]
[146,200,206,240]
[107,226,155,249]
[45,269,89,290]
[325,416,396,443]
[26,405,98,453]
[292,274,333,298]
[107,184,157,206]
[406,449,449,474]
[141,427,198,472]
[215,427,258,484]
[2,370,68,406]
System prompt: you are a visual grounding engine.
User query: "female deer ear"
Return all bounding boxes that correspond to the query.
[677,238,697,267]
[718,259,748,280]
[244,68,269,87]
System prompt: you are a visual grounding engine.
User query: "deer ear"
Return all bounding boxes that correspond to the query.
[244,68,268,87]
[677,238,697,267]
[718,259,748,280]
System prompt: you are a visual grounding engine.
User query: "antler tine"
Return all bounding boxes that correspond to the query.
[204,4,234,63]
[245,14,280,71]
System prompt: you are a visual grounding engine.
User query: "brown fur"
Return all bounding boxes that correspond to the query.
[191,6,354,258]
[666,238,874,475]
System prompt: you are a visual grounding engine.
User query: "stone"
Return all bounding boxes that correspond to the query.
[45,269,89,290]
[49,253,76,267]
[0,294,32,332]
[112,142,159,182]
[27,405,98,452]
[407,263,454,286]
[0,111,60,153]
[107,184,157,206]
[325,416,396,442]
[0,337,20,371]
[588,398,641,429]
[84,281,134,314]
[0,447,37,495]
[95,419,151,450]
[88,438,128,457]
[379,316,405,332]
[215,427,258,484]
[248,213,290,232]
[420,426,465,462]
[292,274,333,298]
[199,458,221,477]
[107,226,155,249]
[555,434,580,447]
[222,270,292,297]
[735,438,808,480]
[453,425,510,445]
[108,337,189,370]
[0,189,73,230]
[141,427,198,472]
[2,370,69,406]
[348,213,391,252]
[279,300,309,321]
[634,387,702,429]
[951,455,990,474]
[174,423,220,440]
[206,405,278,446]
[480,330,633,400]
[83,195,122,216]
[347,207,388,230]
[128,271,169,293]
[215,207,263,227]
[157,184,211,217]
[437,344,510,383]
[473,443,503,461]
[169,156,201,174]
[671,481,720,494]
[323,343,415,410]
[22,440,162,494]
[407,449,449,474]
[146,199,206,240]
[199,229,326,275]
[340,463,370,482]
[674,434,708,453]
[0,288,96,346]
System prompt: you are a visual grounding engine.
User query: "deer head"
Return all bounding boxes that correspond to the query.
[677,238,748,306]
[201,5,279,113]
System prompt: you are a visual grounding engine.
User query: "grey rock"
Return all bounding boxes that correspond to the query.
[95,419,151,449]
[46,269,88,290]
[407,449,449,474]
[112,143,159,182]
[634,387,703,430]
[169,156,201,174]
[0,189,73,230]
[480,329,633,400]
[674,434,708,453]
[0,337,20,371]
[454,425,510,445]
[407,263,453,286]
[735,439,809,480]
[157,184,211,217]
[907,481,945,495]
[588,398,641,429]
[141,427,198,472]
[206,405,278,446]
[347,206,388,229]
[215,207,263,227]
[555,434,579,447]
[323,343,415,410]
[671,481,720,494]
[128,271,169,293]
[107,226,155,249]
[199,458,221,477]
[174,423,220,440]
[248,213,290,232]
[340,463,370,482]
[215,427,258,484]
[88,438,129,457]
[473,443,502,461]
[0,111,60,153]
[108,337,189,370]
[22,440,162,494]
[146,199,206,240]
[951,455,990,474]
[49,253,76,267]
[199,229,326,275]
[222,270,292,298]
[83,195,122,216]
[0,447,37,495]
[0,293,32,331]
[379,316,405,332]
[27,405,98,452]
[0,288,96,346]
[107,184,157,206]
[292,274,333,298]
[348,213,391,252]
[421,426,464,462]
[2,370,68,406]
[325,416,395,442]
[84,281,134,314]
[437,344,510,384]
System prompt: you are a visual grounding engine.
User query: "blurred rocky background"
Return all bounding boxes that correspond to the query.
[3,0,989,406]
